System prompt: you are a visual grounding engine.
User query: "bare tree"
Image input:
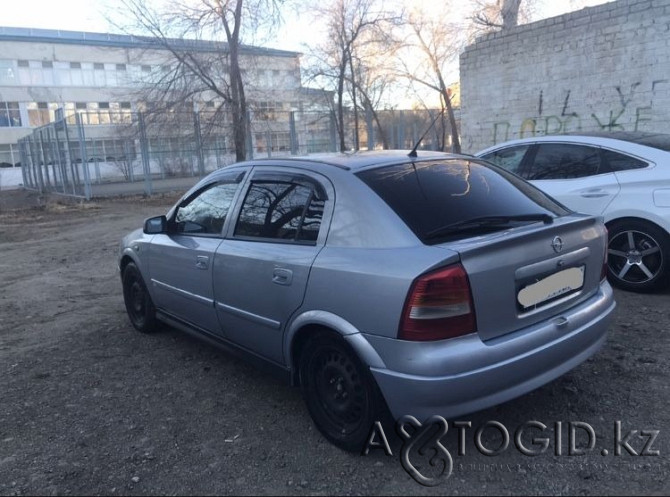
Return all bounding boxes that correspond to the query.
[303,0,399,151]
[471,0,549,33]
[351,61,394,149]
[116,0,285,161]
[392,5,463,153]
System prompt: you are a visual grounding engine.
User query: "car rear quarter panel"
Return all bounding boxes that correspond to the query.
[300,245,461,339]
[293,166,464,340]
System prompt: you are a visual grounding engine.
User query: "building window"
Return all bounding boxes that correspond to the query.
[254,101,288,121]
[26,61,46,85]
[70,62,82,69]
[98,102,110,124]
[116,64,126,71]
[93,63,106,86]
[17,60,29,67]
[81,62,94,85]
[42,61,53,68]
[0,102,21,127]
[27,102,57,127]
[86,102,99,125]
[255,132,291,153]
[0,60,17,84]
[53,61,71,85]
[116,102,133,123]
[0,144,20,168]
[105,64,118,86]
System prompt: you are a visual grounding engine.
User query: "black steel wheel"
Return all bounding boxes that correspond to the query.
[122,262,158,333]
[607,220,670,292]
[299,332,386,452]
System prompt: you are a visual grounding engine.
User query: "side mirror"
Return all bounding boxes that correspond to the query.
[143,215,168,234]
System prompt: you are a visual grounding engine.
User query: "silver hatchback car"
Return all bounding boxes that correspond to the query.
[119,151,615,451]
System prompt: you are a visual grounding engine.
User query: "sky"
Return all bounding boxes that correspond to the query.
[1,0,612,53]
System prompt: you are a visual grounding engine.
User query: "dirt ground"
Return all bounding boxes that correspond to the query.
[0,189,668,496]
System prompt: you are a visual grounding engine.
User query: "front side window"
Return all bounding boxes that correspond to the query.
[174,179,242,235]
[234,178,325,243]
[481,145,530,175]
[527,144,601,180]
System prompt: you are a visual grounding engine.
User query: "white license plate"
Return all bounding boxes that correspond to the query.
[517,266,585,309]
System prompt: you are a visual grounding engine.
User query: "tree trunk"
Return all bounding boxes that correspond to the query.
[223,0,247,161]
[336,60,347,152]
[443,91,460,154]
[229,46,247,161]
[501,0,522,29]
[435,71,460,154]
[348,56,359,151]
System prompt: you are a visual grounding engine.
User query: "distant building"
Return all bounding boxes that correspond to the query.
[0,26,332,169]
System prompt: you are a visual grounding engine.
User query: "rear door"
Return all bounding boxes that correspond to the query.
[148,170,246,332]
[213,168,333,364]
[526,143,620,215]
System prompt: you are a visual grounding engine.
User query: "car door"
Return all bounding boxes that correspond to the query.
[147,170,247,332]
[213,168,332,365]
[525,143,620,215]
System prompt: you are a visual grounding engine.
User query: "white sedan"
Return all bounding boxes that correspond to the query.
[477,132,670,292]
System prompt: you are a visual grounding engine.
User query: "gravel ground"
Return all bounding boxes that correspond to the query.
[0,190,668,496]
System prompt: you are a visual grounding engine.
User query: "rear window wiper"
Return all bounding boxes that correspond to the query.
[425,214,554,240]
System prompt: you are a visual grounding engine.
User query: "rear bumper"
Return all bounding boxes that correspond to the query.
[367,282,615,421]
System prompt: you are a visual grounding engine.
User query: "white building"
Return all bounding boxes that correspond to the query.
[0,26,332,175]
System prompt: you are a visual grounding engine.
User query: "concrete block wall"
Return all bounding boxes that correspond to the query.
[459,0,670,152]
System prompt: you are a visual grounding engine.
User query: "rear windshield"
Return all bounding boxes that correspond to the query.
[357,159,569,244]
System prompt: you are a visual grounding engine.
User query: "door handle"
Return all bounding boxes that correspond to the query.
[272,268,293,286]
[195,255,209,270]
[580,189,609,198]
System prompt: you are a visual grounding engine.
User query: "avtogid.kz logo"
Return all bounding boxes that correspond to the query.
[362,416,661,487]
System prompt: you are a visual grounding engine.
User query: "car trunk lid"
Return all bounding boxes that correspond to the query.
[435,215,607,342]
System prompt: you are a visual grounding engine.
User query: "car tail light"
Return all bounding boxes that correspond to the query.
[601,226,609,281]
[399,264,477,341]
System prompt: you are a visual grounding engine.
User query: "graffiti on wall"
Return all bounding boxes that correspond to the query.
[492,80,669,144]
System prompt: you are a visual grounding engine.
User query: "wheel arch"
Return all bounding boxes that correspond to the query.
[605,216,663,230]
[285,311,386,386]
[604,213,670,238]
[119,253,136,276]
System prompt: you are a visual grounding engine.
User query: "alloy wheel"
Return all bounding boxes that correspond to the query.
[608,229,664,285]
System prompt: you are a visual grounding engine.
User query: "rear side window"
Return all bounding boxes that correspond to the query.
[527,144,601,179]
[234,179,325,243]
[481,145,530,175]
[357,159,567,243]
[602,149,648,171]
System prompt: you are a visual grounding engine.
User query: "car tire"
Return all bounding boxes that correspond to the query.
[299,331,388,452]
[122,262,159,333]
[606,219,670,293]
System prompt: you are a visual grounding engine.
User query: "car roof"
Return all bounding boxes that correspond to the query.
[241,150,475,171]
[566,132,670,152]
[477,132,670,155]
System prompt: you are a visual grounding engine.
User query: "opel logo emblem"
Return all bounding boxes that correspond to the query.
[551,236,564,253]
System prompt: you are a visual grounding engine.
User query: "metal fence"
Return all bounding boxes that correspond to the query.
[19,107,452,199]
